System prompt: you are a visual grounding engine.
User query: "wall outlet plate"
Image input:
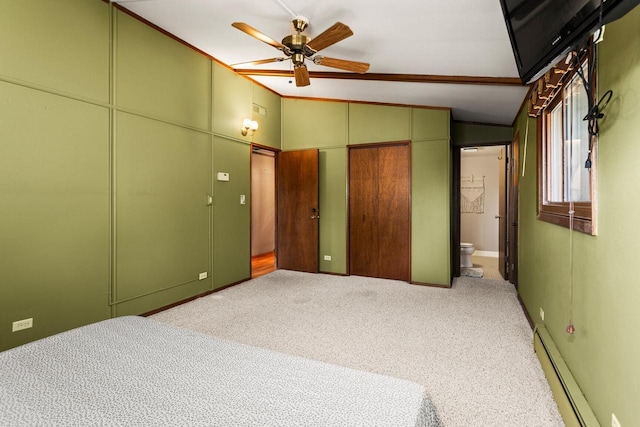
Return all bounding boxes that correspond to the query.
[540,307,545,321]
[12,318,33,332]
[323,255,332,261]
[216,172,229,181]
[198,272,208,280]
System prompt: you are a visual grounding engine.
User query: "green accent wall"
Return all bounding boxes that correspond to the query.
[348,104,411,144]
[213,137,251,287]
[514,6,640,425]
[0,81,111,350]
[452,122,513,146]
[0,0,110,102]
[115,11,212,129]
[319,148,348,274]
[283,99,348,149]
[213,63,253,143]
[0,0,281,351]
[252,84,282,149]
[113,112,212,315]
[412,108,451,286]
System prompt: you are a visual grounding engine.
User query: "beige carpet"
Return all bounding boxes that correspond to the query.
[151,271,563,426]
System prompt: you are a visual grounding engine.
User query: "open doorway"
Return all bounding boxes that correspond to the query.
[458,145,508,280]
[250,145,277,278]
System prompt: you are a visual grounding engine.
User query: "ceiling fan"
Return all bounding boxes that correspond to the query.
[231,17,370,87]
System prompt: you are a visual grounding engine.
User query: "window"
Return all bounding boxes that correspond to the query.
[538,60,596,234]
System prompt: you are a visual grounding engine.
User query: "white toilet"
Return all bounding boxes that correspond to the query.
[460,242,475,268]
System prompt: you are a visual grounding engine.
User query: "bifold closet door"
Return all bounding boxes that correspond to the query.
[349,144,410,281]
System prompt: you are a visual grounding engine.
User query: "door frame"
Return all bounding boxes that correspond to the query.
[453,141,515,281]
[250,143,280,277]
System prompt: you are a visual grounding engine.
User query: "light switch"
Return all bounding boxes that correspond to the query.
[217,172,229,181]
[240,194,246,205]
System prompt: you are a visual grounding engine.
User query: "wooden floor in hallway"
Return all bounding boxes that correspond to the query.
[251,251,276,278]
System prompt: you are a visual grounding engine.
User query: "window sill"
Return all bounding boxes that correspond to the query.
[537,211,593,235]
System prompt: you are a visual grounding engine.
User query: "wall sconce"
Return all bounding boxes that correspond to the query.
[241,118,259,136]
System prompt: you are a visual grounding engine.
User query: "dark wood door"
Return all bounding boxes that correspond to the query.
[498,147,507,280]
[277,149,319,273]
[349,148,380,277]
[349,144,410,281]
[508,135,519,286]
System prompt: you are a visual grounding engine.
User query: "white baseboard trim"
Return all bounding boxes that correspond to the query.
[474,250,498,258]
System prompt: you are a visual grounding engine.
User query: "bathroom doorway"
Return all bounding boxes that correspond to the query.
[250,144,277,278]
[457,144,511,281]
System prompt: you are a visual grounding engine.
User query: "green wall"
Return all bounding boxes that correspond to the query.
[412,109,451,285]
[452,122,513,146]
[514,6,640,425]
[283,100,451,284]
[0,0,281,350]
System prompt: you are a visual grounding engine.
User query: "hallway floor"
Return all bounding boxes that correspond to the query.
[471,255,504,280]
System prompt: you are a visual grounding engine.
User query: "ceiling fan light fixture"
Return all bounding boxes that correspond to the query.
[231,18,366,87]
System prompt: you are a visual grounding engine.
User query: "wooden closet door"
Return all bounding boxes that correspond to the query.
[349,148,379,278]
[349,144,410,281]
[378,145,410,281]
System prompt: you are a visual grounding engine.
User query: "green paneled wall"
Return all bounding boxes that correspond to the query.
[348,104,411,144]
[413,108,451,141]
[515,6,640,425]
[452,122,513,145]
[213,137,251,287]
[252,84,282,149]
[0,0,280,351]
[114,112,212,307]
[412,139,451,285]
[0,0,110,102]
[283,99,348,149]
[319,149,348,274]
[0,81,111,349]
[213,63,253,143]
[115,10,212,129]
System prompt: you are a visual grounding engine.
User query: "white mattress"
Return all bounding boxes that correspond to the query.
[1,316,441,426]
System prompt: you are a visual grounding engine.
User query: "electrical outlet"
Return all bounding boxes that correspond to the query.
[198,272,208,280]
[323,255,332,261]
[12,318,33,332]
[240,194,246,205]
[540,307,545,321]
[612,413,621,427]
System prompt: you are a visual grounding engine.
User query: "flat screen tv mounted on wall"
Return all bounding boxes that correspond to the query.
[500,0,640,83]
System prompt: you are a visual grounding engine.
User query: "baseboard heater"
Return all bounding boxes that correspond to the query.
[533,325,600,427]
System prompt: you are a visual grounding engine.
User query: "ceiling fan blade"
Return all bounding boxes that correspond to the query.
[294,64,311,87]
[231,57,287,68]
[232,22,288,51]
[306,22,353,53]
[314,56,370,74]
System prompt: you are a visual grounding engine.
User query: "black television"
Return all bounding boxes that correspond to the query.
[500,0,640,83]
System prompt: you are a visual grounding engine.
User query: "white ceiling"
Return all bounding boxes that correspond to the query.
[113,0,529,125]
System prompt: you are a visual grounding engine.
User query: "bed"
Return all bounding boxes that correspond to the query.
[1,316,441,426]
